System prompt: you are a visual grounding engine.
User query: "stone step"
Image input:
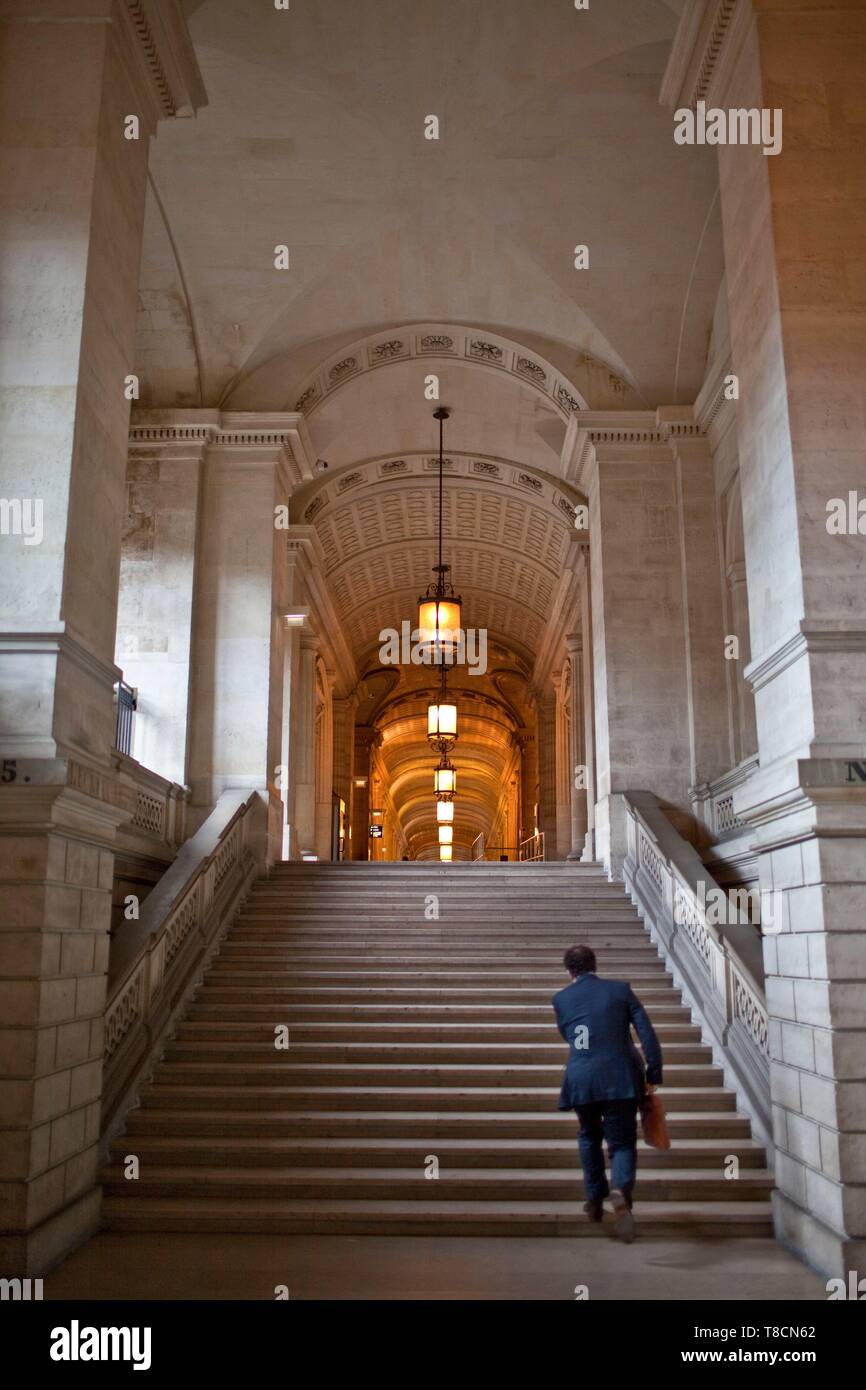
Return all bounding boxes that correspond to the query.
[192,988,682,1006]
[101,1165,773,1204]
[185,1003,694,1024]
[215,948,664,964]
[234,917,641,929]
[124,1107,754,1140]
[102,1196,774,1238]
[140,1084,736,1113]
[204,966,672,984]
[105,861,772,1243]
[163,1040,713,1065]
[229,925,648,937]
[260,865,610,872]
[228,931,647,943]
[109,1134,766,1170]
[244,894,630,905]
[175,1020,705,1043]
[151,1061,722,1089]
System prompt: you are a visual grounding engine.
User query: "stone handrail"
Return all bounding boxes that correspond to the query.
[621,791,770,1143]
[113,749,189,851]
[101,789,267,1136]
[691,753,759,841]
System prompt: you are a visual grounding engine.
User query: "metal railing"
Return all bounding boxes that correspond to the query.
[114,680,137,755]
[472,833,540,863]
[518,830,545,861]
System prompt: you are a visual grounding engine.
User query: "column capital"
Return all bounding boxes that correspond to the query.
[567,411,675,493]
[128,410,317,486]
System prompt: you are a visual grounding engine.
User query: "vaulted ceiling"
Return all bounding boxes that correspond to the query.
[140,0,718,857]
[138,0,723,415]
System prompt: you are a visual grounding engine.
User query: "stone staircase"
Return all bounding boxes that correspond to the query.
[103,862,774,1237]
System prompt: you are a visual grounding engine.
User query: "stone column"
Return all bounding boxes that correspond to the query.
[313,666,334,861]
[331,696,356,861]
[576,424,692,873]
[661,412,731,791]
[114,427,206,785]
[185,430,296,864]
[565,634,589,858]
[517,728,538,849]
[535,688,558,859]
[552,671,572,859]
[726,560,758,763]
[578,560,597,861]
[290,634,320,858]
[351,727,376,861]
[0,0,204,1273]
[666,0,866,1278]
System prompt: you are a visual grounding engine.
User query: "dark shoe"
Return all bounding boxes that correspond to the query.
[583,1199,604,1224]
[609,1189,636,1243]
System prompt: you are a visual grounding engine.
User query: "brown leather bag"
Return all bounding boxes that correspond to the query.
[640,1085,671,1150]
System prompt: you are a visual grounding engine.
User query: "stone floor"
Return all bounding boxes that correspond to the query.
[47,1233,825,1301]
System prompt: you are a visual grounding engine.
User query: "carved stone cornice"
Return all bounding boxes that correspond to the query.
[656,406,704,442]
[128,410,316,484]
[660,0,752,111]
[295,450,583,529]
[564,412,672,491]
[119,0,208,121]
[695,354,738,451]
[288,323,591,422]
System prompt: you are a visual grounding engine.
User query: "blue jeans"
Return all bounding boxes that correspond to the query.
[575,1099,639,1203]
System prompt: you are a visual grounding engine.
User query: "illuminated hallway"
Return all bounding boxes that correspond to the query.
[1,0,864,1296]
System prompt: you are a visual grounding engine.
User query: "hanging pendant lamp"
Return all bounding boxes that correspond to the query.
[418,407,462,665]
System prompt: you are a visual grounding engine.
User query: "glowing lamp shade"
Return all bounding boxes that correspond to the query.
[436,800,454,823]
[428,702,458,742]
[417,597,463,659]
[439,844,453,862]
[434,763,456,795]
[438,824,453,845]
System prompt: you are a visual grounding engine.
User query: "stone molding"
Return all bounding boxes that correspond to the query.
[744,622,866,695]
[660,0,751,111]
[128,411,316,484]
[732,756,866,839]
[287,323,595,421]
[0,625,122,693]
[119,0,208,121]
[295,449,584,528]
[0,758,138,840]
[564,410,689,490]
[285,529,357,696]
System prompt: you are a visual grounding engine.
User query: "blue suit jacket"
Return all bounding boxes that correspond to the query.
[552,973,663,1110]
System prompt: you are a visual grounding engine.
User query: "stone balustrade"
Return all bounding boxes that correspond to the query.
[691,754,760,843]
[621,790,770,1144]
[113,750,189,853]
[101,790,267,1138]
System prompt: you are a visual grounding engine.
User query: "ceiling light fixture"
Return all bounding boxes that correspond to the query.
[422,407,461,860]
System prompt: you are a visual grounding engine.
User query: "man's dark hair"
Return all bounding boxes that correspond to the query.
[564,945,597,977]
